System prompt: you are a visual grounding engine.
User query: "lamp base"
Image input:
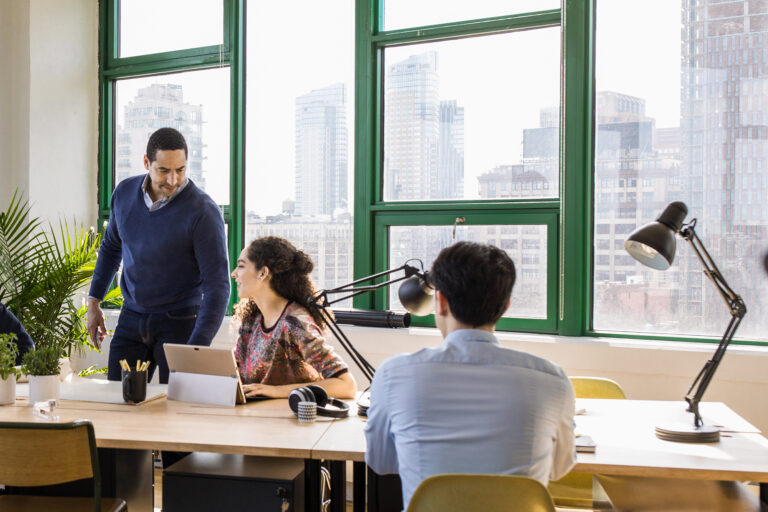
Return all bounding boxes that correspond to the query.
[655,423,720,443]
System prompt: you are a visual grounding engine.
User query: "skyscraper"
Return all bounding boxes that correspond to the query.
[438,100,465,199]
[294,83,348,218]
[384,52,464,201]
[681,0,768,328]
[116,83,205,188]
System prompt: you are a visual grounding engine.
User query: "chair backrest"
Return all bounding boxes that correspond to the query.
[569,376,626,399]
[406,473,556,512]
[0,420,102,508]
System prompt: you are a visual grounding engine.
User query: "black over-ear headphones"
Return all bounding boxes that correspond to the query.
[289,385,350,419]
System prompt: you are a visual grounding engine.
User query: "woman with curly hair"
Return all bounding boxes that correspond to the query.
[231,236,356,399]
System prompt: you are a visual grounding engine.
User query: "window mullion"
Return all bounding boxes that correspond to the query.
[560,0,594,336]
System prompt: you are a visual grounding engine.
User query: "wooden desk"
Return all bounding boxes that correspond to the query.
[1,380,336,511]
[312,398,768,511]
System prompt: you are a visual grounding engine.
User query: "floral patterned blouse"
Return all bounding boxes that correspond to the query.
[235,301,348,385]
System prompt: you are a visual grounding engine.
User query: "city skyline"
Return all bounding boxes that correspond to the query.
[110,0,768,340]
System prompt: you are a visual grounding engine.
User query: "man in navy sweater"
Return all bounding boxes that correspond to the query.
[87,127,230,384]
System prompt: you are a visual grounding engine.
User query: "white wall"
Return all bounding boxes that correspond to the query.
[0,0,98,226]
[0,0,30,209]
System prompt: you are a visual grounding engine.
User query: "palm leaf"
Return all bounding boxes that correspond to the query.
[0,191,120,357]
[0,190,46,304]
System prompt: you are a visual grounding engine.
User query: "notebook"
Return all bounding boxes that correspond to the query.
[575,434,596,453]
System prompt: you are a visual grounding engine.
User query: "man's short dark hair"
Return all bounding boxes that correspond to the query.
[429,241,516,327]
[146,127,188,163]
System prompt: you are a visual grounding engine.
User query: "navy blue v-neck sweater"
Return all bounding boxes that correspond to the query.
[89,175,230,346]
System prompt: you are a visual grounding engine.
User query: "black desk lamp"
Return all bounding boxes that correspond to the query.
[624,201,747,443]
[309,262,434,414]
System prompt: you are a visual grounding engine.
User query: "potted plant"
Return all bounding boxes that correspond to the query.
[22,344,63,404]
[0,332,19,405]
[0,190,122,374]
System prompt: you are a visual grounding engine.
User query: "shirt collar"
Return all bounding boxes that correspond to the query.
[141,174,189,211]
[443,328,499,346]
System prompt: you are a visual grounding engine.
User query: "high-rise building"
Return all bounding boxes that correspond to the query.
[245,215,353,305]
[294,83,348,218]
[680,0,768,328]
[116,83,205,188]
[385,52,440,200]
[477,164,549,199]
[438,100,465,199]
[384,52,464,201]
[592,93,683,286]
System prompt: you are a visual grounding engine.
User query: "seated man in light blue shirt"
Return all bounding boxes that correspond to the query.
[364,241,576,509]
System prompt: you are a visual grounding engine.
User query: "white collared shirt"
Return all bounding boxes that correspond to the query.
[141,174,189,211]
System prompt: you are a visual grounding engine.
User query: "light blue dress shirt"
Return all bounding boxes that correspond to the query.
[364,329,576,510]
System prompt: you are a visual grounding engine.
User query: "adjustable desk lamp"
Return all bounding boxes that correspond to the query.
[309,262,434,415]
[624,201,747,443]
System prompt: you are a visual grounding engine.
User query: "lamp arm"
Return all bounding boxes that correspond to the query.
[308,262,425,385]
[321,273,415,308]
[313,303,376,384]
[679,224,747,427]
[680,225,746,316]
[323,264,422,300]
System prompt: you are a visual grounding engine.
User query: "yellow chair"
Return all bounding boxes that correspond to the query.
[406,473,556,512]
[547,376,626,509]
[569,376,626,400]
[0,420,127,512]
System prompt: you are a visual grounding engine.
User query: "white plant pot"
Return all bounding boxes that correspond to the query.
[28,374,60,405]
[0,374,15,405]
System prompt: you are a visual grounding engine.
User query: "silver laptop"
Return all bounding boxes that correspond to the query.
[163,344,247,405]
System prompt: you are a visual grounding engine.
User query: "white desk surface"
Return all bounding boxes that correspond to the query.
[312,398,768,483]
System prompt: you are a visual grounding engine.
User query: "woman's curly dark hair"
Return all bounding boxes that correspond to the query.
[234,236,326,327]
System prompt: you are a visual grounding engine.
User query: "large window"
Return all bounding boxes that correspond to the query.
[98,0,768,345]
[363,4,562,332]
[244,0,354,302]
[99,0,241,310]
[593,0,768,342]
[114,70,231,205]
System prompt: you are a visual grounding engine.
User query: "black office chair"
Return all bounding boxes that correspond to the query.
[0,419,127,512]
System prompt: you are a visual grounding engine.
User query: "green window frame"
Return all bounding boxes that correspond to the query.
[352,2,588,334]
[374,210,559,333]
[96,0,592,332]
[97,0,764,346]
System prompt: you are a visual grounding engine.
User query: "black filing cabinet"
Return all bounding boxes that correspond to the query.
[163,453,304,512]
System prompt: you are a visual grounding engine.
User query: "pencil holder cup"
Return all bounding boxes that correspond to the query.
[122,369,148,403]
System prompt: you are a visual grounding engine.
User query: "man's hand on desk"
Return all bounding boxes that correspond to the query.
[86,298,107,350]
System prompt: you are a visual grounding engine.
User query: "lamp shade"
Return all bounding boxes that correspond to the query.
[624,201,688,270]
[398,274,435,316]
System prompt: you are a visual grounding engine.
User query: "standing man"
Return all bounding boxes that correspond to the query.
[87,127,230,384]
[364,241,575,509]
